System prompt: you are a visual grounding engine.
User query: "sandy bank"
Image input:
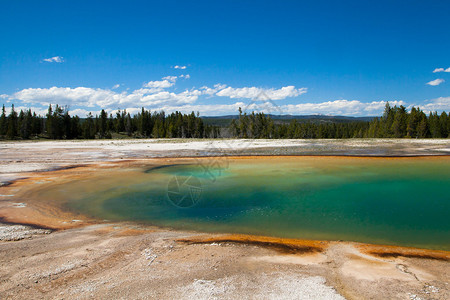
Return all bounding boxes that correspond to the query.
[0,221,448,299]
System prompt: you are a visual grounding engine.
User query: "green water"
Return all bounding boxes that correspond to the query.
[62,157,450,250]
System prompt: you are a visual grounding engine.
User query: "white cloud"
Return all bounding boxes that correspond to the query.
[282,100,406,116]
[143,76,178,89]
[420,97,450,113]
[433,67,450,73]
[134,90,201,106]
[173,65,187,69]
[8,85,447,117]
[156,102,246,115]
[7,76,313,116]
[8,72,308,112]
[162,76,177,82]
[426,78,445,86]
[143,79,176,89]
[66,108,100,117]
[216,86,307,100]
[13,87,120,108]
[119,99,407,117]
[42,56,64,63]
[9,73,446,117]
[11,85,201,110]
[200,84,228,96]
[9,77,411,117]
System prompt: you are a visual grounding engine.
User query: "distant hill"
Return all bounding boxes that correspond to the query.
[202,114,376,127]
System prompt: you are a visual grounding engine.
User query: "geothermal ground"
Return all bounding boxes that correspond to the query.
[0,139,449,299]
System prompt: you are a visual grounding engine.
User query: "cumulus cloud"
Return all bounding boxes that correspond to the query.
[143,79,176,89]
[420,97,450,113]
[8,85,447,117]
[162,76,177,81]
[7,72,446,117]
[10,88,446,117]
[142,76,178,89]
[120,99,407,117]
[42,56,64,63]
[7,67,309,112]
[7,76,410,117]
[13,87,120,108]
[11,83,201,110]
[426,78,445,86]
[216,86,307,100]
[200,84,227,96]
[281,100,406,116]
[69,108,101,117]
[433,67,450,73]
[156,102,246,116]
[8,85,305,116]
[173,65,187,69]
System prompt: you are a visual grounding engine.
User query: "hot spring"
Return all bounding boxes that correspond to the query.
[34,156,450,250]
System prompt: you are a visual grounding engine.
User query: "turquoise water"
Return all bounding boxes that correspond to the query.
[62,157,450,250]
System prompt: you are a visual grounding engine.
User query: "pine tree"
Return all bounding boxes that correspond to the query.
[115,109,125,133]
[31,112,41,136]
[439,112,448,138]
[71,116,80,139]
[391,106,407,137]
[417,117,429,138]
[20,109,32,139]
[196,112,204,138]
[229,119,239,137]
[108,114,114,132]
[63,110,72,138]
[83,113,96,139]
[49,105,65,139]
[46,105,53,138]
[428,112,441,138]
[7,104,18,139]
[381,102,394,137]
[447,113,450,138]
[0,104,7,136]
[406,107,419,138]
[99,109,108,138]
[125,113,132,136]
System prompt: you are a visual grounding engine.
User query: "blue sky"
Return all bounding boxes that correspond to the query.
[1,0,449,116]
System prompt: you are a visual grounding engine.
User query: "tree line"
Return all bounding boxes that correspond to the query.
[0,102,449,140]
[0,105,220,140]
[229,103,450,138]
